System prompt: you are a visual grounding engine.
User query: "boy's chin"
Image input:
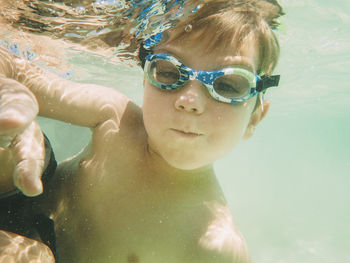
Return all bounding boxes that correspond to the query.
[164,156,213,172]
[147,140,215,172]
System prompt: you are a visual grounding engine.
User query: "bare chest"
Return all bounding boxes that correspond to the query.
[53,158,221,263]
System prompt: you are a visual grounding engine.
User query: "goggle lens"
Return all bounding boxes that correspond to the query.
[213,74,251,99]
[149,59,180,86]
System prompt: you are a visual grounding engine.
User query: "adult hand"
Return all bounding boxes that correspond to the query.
[0,78,45,196]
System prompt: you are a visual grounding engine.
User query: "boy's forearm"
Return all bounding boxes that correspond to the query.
[0,47,130,129]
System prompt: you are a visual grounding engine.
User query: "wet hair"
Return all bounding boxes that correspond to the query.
[140,0,285,75]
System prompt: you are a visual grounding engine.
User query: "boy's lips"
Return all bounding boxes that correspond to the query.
[170,128,203,138]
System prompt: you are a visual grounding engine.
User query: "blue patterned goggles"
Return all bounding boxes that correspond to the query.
[144,53,280,104]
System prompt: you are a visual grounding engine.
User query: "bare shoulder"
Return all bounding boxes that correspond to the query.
[0,230,55,263]
[187,201,251,263]
[92,98,145,152]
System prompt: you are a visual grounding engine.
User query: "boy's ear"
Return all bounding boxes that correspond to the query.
[243,98,270,140]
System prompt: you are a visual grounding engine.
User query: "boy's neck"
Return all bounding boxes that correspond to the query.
[143,143,216,185]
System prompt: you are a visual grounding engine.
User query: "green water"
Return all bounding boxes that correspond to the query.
[217,0,350,262]
[37,0,350,262]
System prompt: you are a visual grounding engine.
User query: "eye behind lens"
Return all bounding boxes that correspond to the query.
[213,74,251,98]
[149,59,180,85]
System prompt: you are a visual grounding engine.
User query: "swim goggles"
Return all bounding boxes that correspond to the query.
[144,53,280,104]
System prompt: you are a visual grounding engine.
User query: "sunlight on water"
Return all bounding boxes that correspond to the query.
[1,0,349,262]
[0,0,193,66]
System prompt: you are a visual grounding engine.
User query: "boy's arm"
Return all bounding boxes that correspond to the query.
[1,46,131,129]
[0,46,131,196]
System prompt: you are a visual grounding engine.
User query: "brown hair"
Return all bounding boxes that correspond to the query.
[165,0,285,75]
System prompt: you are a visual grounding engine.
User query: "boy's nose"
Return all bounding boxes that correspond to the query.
[174,81,206,114]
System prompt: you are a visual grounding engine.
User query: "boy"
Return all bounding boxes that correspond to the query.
[0,0,284,262]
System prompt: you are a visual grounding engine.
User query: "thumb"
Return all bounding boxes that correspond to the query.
[0,77,39,137]
[11,120,45,197]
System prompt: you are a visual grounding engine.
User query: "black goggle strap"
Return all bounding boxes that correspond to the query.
[256,75,280,92]
[139,42,153,69]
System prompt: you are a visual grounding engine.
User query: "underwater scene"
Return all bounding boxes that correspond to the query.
[0,0,349,262]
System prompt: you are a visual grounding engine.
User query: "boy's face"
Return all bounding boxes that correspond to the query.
[142,31,268,171]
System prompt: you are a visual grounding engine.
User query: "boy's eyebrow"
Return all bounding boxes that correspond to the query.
[154,47,256,72]
[218,56,256,72]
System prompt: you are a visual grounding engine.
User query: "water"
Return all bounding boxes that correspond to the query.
[216,1,350,262]
[2,0,350,262]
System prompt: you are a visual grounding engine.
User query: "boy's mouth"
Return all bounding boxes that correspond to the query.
[170,128,203,138]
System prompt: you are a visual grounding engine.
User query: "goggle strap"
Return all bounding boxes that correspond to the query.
[139,42,152,69]
[256,75,280,92]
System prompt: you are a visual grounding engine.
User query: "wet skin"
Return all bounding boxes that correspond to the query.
[0,30,268,262]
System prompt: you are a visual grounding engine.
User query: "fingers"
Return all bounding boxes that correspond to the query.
[0,77,43,196]
[0,77,39,137]
[10,120,45,197]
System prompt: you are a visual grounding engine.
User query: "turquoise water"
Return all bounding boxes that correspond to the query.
[15,0,350,262]
[217,0,350,262]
